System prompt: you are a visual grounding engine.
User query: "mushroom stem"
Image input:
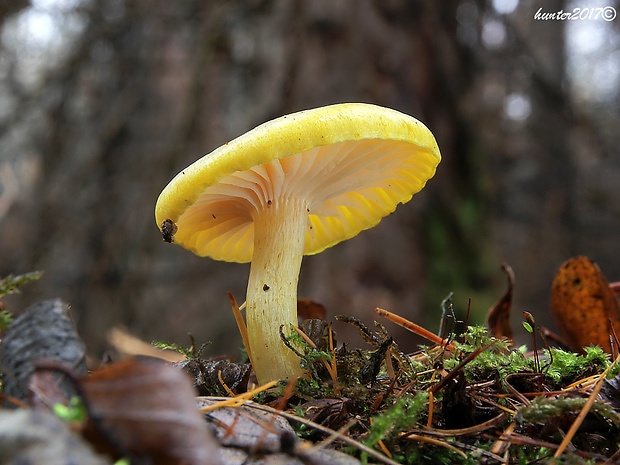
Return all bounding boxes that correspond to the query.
[246,196,308,383]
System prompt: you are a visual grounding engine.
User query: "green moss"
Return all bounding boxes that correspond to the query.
[0,271,43,298]
[361,392,428,462]
[544,346,610,387]
[441,326,535,383]
[516,395,620,427]
[0,271,43,333]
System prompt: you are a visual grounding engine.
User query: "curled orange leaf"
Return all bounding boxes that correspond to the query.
[486,263,515,340]
[550,256,620,353]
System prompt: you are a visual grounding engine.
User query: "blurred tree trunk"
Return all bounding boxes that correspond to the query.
[486,0,577,331]
[0,0,481,354]
[1,0,618,355]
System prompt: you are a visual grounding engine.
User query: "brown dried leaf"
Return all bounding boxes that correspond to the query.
[79,357,221,465]
[298,319,332,350]
[197,398,361,465]
[198,397,293,453]
[297,398,350,431]
[107,327,184,362]
[550,256,620,353]
[297,298,327,321]
[486,263,515,340]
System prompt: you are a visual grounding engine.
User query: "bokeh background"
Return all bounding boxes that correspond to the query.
[1,0,618,358]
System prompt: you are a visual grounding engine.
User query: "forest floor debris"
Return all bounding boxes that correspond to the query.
[1,262,620,464]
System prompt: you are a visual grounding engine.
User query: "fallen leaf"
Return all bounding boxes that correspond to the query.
[197,398,361,465]
[297,398,350,431]
[486,263,515,340]
[107,327,184,362]
[199,397,293,453]
[550,256,620,353]
[298,319,332,350]
[297,298,327,321]
[79,357,221,465]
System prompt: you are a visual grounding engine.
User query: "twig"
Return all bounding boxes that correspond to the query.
[438,292,455,340]
[227,292,254,369]
[414,412,507,438]
[404,432,506,462]
[240,400,404,465]
[426,390,435,428]
[310,418,357,451]
[503,372,543,407]
[199,380,278,412]
[553,359,616,457]
[430,343,494,394]
[403,434,468,459]
[292,325,318,348]
[489,419,515,458]
[374,307,457,352]
[217,370,236,397]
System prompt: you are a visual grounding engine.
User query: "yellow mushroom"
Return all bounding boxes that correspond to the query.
[155,103,441,384]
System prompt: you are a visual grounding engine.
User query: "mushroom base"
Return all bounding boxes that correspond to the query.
[245,196,308,384]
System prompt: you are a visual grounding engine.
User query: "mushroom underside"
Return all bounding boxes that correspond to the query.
[175,138,437,263]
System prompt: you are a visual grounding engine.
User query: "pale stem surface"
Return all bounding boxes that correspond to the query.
[246,196,308,383]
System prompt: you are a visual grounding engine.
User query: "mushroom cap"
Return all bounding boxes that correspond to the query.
[155,103,441,263]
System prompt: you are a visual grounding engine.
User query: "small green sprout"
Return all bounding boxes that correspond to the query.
[152,334,211,359]
[0,309,13,332]
[53,396,87,423]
